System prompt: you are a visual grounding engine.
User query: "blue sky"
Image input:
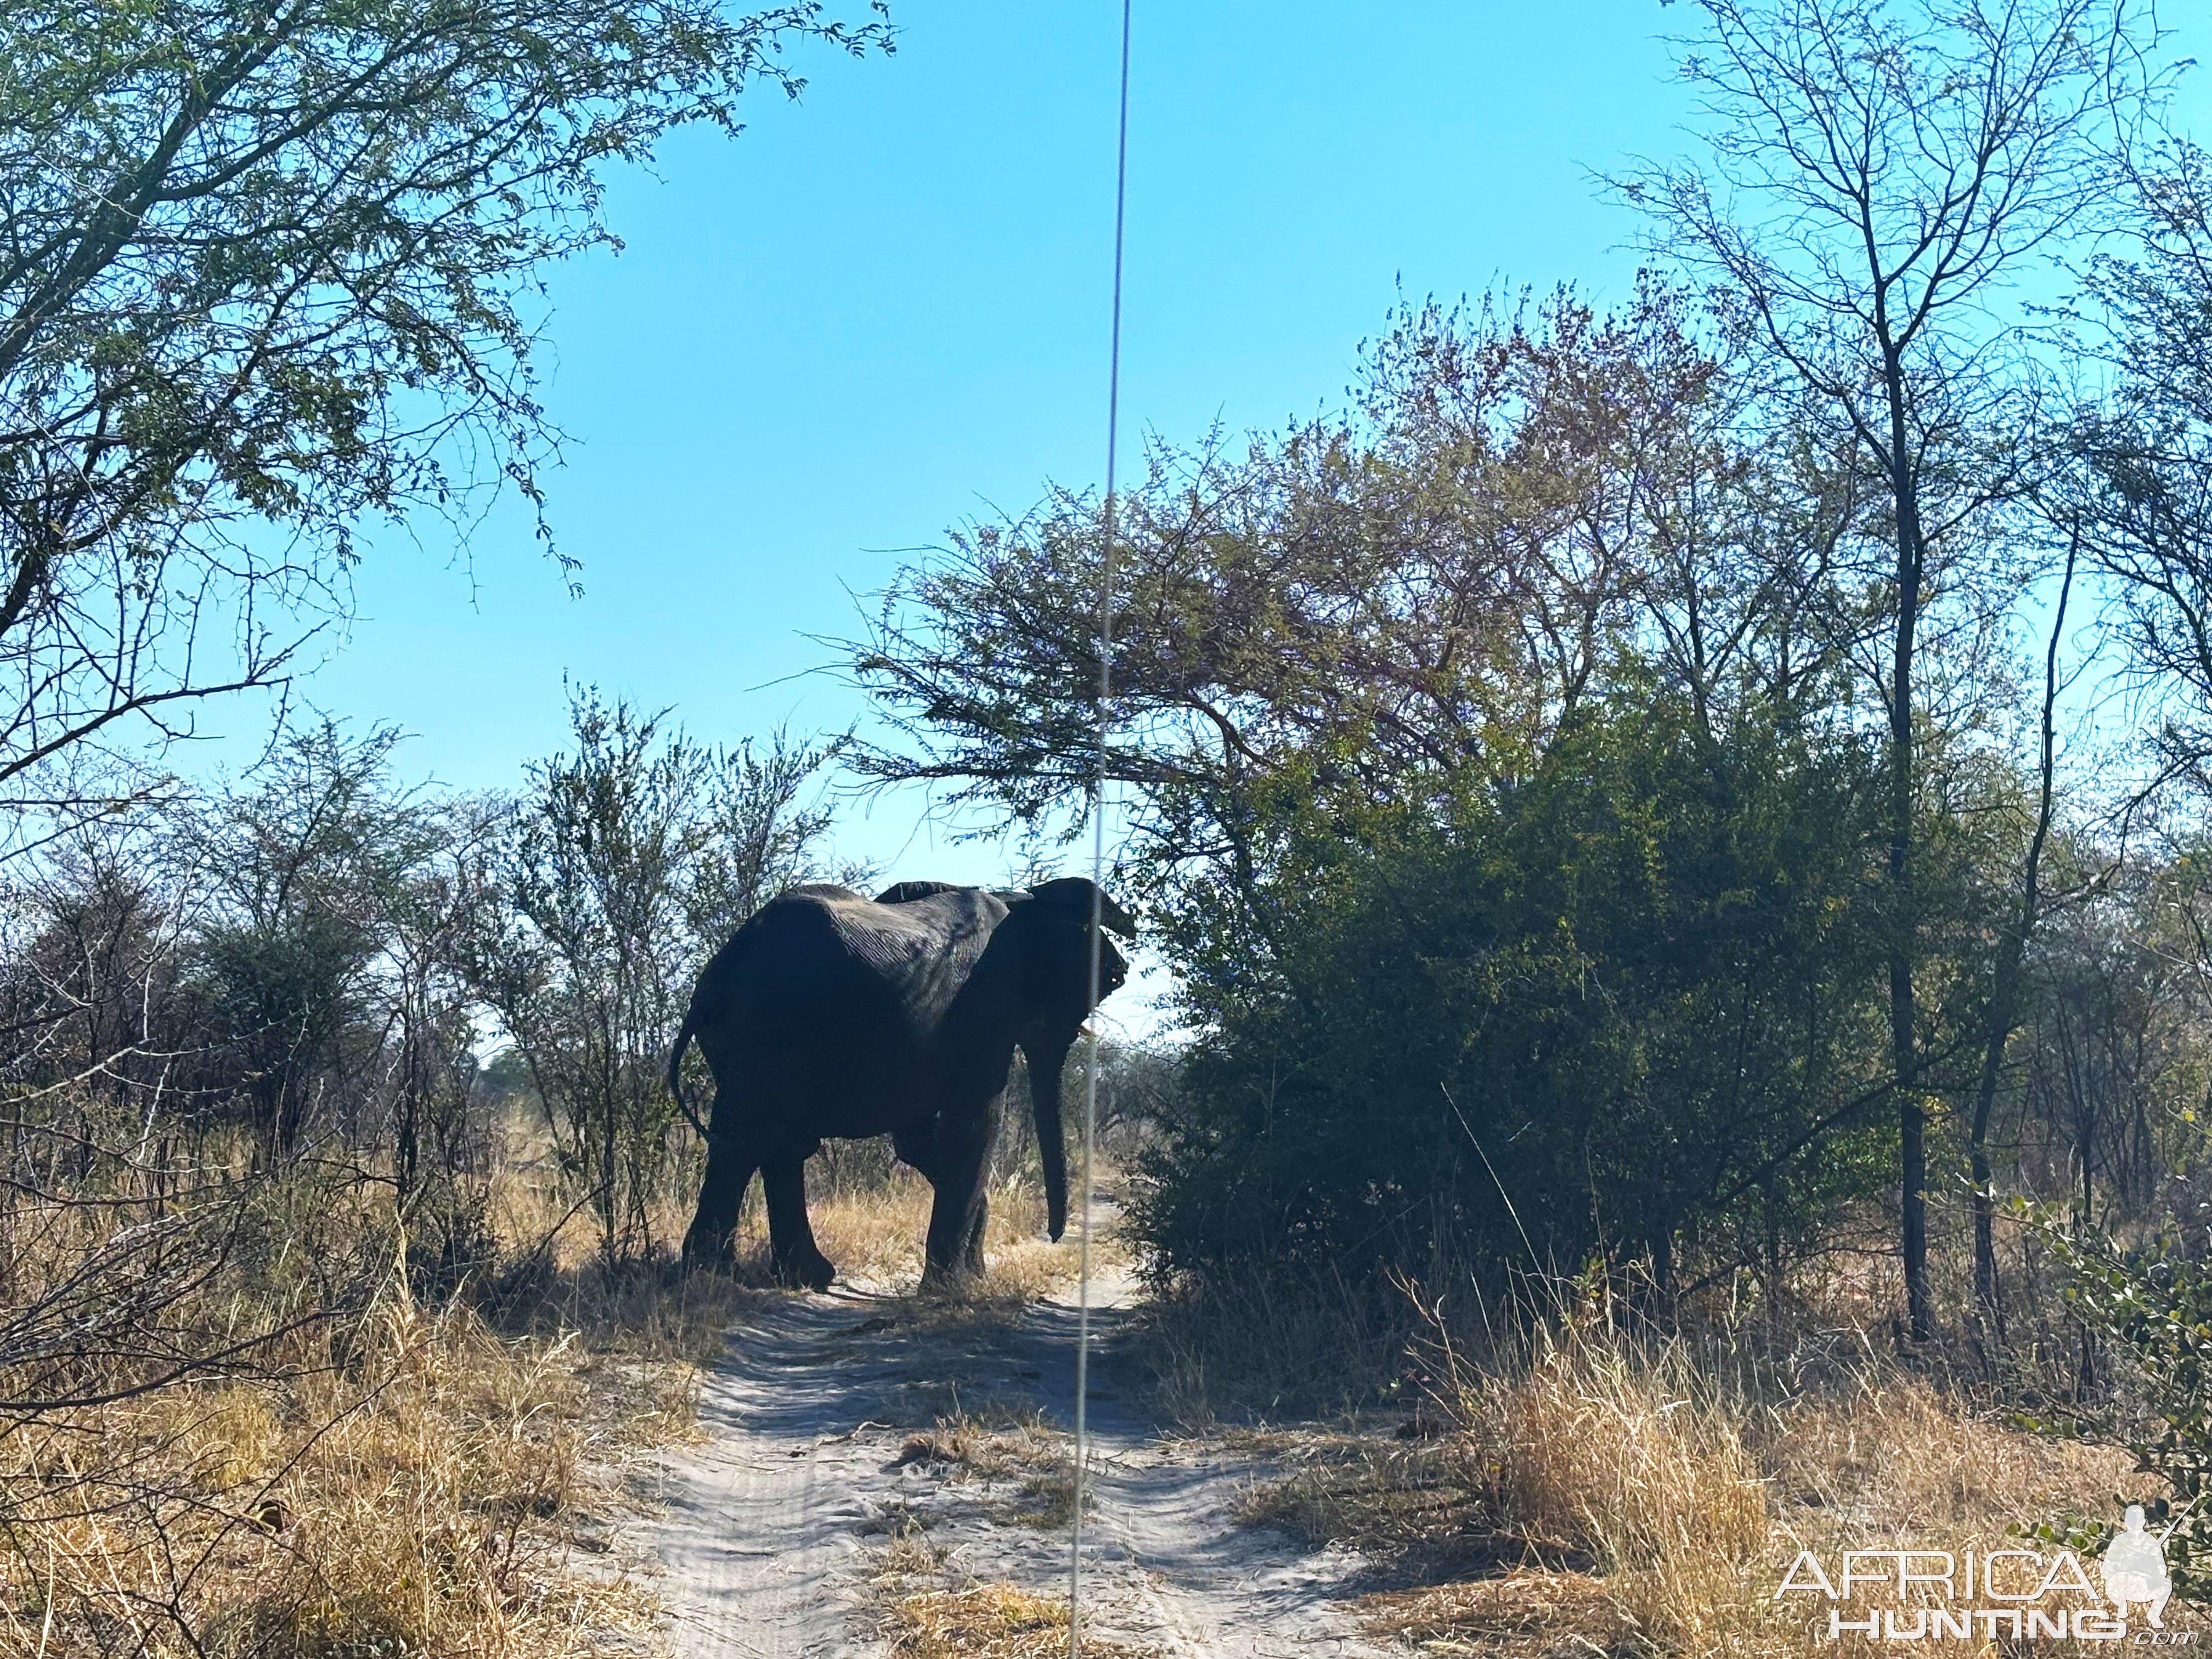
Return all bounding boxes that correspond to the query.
[258,7,1688,863]
[206,3,2211,1020]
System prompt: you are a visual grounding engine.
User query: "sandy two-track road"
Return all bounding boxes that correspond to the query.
[629,1253,1396,1658]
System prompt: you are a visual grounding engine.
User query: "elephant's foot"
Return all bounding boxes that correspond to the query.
[680,1219,737,1268]
[772,1244,836,1292]
[919,1256,982,1295]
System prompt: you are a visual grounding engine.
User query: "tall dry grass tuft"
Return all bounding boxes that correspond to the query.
[1440,1304,2145,1656]
[1220,1272,2146,1659]
[1436,1312,1778,1655]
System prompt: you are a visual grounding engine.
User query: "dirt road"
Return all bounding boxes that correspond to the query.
[630,1258,1393,1658]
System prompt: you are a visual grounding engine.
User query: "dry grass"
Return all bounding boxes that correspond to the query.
[1447,1319,1773,1655]
[733,1168,1100,1299]
[0,1099,1113,1657]
[1226,1300,2148,1659]
[1358,1572,1632,1658]
[1236,1432,1502,1576]
[1753,1370,2129,1532]
[894,1406,1081,1528]
[883,1583,1159,1659]
[0,1146,760,1659]
[1137,1263,1406,1426]
[869,1482,1147,1658]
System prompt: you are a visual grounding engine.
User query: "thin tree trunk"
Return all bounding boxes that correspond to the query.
[1884,347,1932,1341]
[1968,530,2075,1339]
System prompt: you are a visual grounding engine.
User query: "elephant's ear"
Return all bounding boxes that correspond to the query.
[1027,877,1137,939]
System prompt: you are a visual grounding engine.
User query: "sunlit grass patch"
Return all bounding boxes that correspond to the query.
[885,1583,1158,1659]
[1356,1570,1631,1658]
[735,1167,1102,1299]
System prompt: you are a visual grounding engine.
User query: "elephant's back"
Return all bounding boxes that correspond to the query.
[701,884,997,975]
[687,884,1008,1058]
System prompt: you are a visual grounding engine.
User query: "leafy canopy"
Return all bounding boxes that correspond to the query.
[0,0,889,810]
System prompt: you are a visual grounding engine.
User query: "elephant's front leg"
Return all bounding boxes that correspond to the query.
[761,1157,836,1291]
[893,1124,982,1283]
[959,1187,990,1280]
[958,1090,1003,1278]
[922,1105,994,1289]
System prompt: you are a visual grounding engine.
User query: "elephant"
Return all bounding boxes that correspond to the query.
[669,876,1135,1288]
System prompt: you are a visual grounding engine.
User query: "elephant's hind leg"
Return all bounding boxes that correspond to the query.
[761,1158,836,1291]
[682,1122,759,1266]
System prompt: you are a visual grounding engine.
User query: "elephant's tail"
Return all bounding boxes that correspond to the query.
[666,1010,715,1142]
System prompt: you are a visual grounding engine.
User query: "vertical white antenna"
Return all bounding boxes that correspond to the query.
[1071,3,1132,1655]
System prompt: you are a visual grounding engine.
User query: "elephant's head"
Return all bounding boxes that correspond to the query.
[1001,877,1136,1241]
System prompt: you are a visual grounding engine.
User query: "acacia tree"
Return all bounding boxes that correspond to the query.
[848,286,1840,891]
[0,819,191,1111]
[0,1,889,840]
[178,721,449,1158]
[476,689,834,1264]
[1625,0,2157,1338]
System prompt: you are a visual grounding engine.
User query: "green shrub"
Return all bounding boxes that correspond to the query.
[2036,1220,2212,1592]
[1132,692,1899,1297]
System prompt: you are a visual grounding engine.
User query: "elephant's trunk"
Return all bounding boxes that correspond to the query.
[1024,1033,1072,1242]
